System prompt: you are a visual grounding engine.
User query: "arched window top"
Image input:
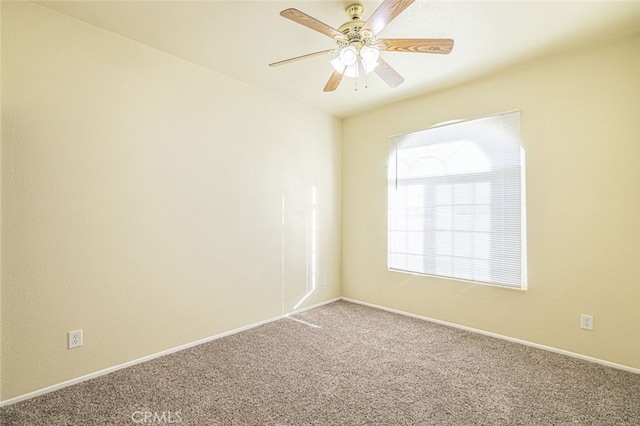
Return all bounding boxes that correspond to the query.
[390,112,522,182]
[399,140,491,179]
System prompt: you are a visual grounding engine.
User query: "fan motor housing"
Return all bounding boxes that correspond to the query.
[337,3,375,48]
[338,3,365,34]
[338,19,366,35]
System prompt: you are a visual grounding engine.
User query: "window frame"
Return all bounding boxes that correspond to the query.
[387,110,527,290]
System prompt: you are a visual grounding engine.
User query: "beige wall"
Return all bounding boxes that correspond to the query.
[343,33,640,369]
[1,2,341,400]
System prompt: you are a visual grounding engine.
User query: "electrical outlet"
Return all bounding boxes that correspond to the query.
[68,329,83,349]
[580,314,594,331]
[322,276,328,286]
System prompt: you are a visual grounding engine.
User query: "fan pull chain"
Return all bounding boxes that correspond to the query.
[364,66,369,89]
[354,57,361,91]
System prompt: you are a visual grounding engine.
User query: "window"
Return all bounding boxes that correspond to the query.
[388,110,526,289]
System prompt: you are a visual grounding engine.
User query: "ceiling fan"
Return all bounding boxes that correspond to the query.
[268,0,454,92]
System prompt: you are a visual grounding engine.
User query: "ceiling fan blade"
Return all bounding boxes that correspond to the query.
[280,8,343,39]
[375,58,405,88]
[323,70,344,92]
[379,38,454,54]
[269,49,337,67]
[361,0,415,36]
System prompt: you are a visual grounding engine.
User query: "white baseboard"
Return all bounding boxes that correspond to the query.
[3,295,635,406]
[341,297,640,375]
[0,297,341,407]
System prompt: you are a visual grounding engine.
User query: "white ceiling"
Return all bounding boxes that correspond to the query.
[36,0,640,118]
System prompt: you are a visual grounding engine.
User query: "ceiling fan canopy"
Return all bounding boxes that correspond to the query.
[269,0,454,92]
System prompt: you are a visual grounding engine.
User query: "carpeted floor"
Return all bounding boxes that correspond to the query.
[1,300,639,425]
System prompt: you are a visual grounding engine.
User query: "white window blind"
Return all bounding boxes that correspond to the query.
[388,110,526,289]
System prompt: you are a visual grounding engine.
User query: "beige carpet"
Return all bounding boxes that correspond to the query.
[1,300,639,425]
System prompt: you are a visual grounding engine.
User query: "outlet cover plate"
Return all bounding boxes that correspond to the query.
[580,314,594,331]
[68,329,83,349]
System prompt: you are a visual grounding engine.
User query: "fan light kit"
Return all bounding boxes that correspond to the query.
[269,0,454,92]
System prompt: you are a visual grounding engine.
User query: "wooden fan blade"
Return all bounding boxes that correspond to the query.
[323,70,344,92]
[269,49,337,67]
[375,57,405,88]
[380,38,454,54]
[361,0,415,36]
[280,8,343,39]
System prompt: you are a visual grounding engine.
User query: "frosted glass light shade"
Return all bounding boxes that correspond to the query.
[331,50,359,78]
[339,46,358,66]
[360,46,380,73]
[331,45,379,78]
